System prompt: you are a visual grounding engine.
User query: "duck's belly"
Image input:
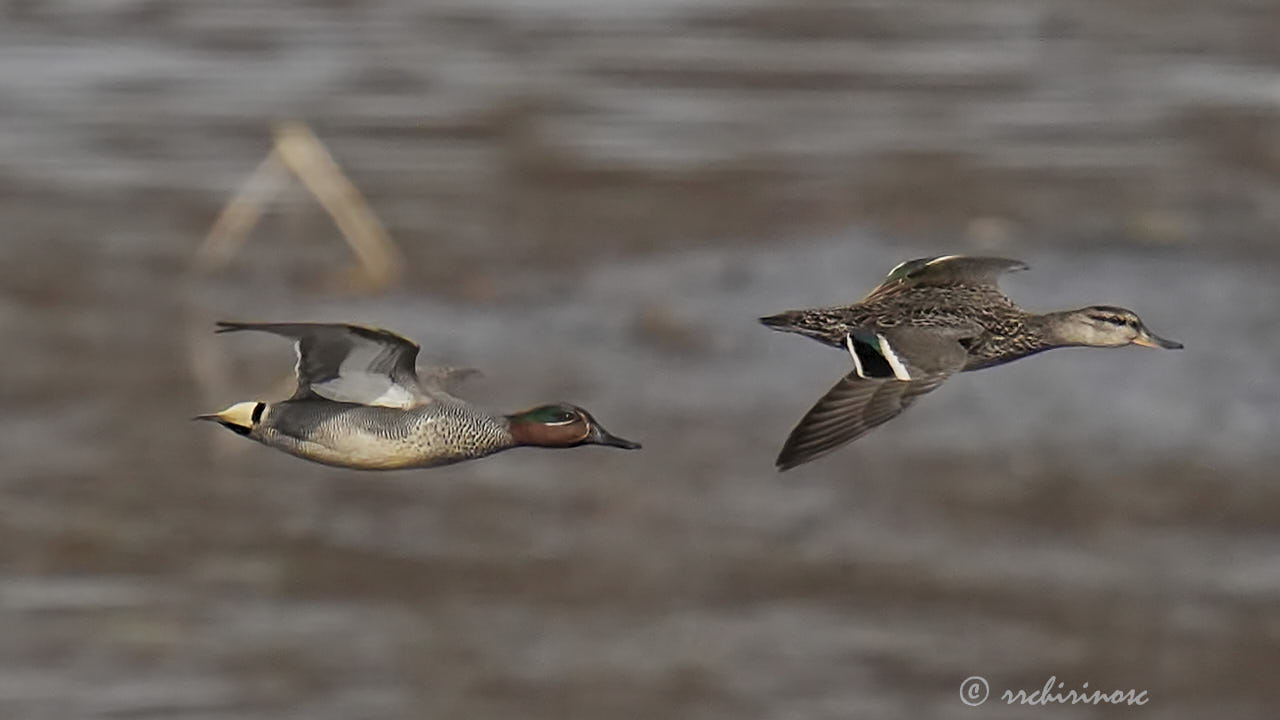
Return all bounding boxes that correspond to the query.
[273,433,470,470]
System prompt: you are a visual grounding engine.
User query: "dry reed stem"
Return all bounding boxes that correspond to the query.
[273,121,403,289]
[191,121,402,290]
[193,149,288,273]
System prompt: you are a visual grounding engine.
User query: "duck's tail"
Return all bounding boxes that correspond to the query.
[759,311,837,346]
[759,311,799,332]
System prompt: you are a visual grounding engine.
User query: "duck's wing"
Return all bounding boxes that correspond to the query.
[216,322,472,408]
[775,372,952,471]
[775,326,971,471]
[863,255,1028,301]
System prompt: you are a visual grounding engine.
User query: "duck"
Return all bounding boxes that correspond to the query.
[760,255,1182,471]
[195,322,640,469]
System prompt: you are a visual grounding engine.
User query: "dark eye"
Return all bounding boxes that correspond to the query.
[1090,314,1126,326]
[552,410,577,423]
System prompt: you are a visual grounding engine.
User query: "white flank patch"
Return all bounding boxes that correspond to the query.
[924,254,961,266]
[846,334,868,379]
[293,341,303,378]
[876,333,913,381]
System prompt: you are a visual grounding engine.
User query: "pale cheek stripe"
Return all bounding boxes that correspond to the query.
[846,334,868,379]
[876,333,913,381]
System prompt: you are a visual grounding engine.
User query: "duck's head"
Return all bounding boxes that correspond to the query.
[506,403,641,450]
[193,401,267,436]
[1052,306,1183,349]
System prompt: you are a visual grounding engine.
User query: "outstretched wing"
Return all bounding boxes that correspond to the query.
[775,371,952,471]
[863,255,1028,301]
[216,321,465,408]
[775,326,970,470]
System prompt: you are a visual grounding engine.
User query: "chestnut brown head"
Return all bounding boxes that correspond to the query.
[506,403,641,450]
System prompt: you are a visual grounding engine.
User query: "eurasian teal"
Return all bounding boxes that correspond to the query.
[196,322,640,469]
[760,255,1181,470]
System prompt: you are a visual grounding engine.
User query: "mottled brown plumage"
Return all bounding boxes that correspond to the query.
[761,255,1182,471]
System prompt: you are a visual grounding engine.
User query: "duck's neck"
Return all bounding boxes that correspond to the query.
[1024,310,1088,348]
[504,417,537,447]
[965,313,1066,370]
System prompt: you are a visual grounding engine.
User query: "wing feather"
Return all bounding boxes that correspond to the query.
[775,372,950,471]
[215,321,441,408]
[863,255,1027,301]
[775,327,966,471]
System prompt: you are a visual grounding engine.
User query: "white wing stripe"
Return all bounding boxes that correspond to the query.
[846,334,868,379]
[875,333,913,381]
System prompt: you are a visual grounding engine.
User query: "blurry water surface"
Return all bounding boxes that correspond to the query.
[2,1,1279,718]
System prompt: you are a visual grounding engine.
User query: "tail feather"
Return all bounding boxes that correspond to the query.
[214,321,266,334]
[759,312,798,331]
[760,311,846,349]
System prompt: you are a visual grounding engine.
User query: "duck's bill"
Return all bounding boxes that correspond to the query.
[192,413,253,436]
[589,425,642,450]
[1133,329,1183,349]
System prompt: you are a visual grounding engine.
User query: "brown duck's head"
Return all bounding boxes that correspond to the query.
[506,403,641,450]
[193,401,267,437]
[1054,306,1183,349]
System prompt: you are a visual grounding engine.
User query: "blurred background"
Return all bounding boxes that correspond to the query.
[2,1,1279,718]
